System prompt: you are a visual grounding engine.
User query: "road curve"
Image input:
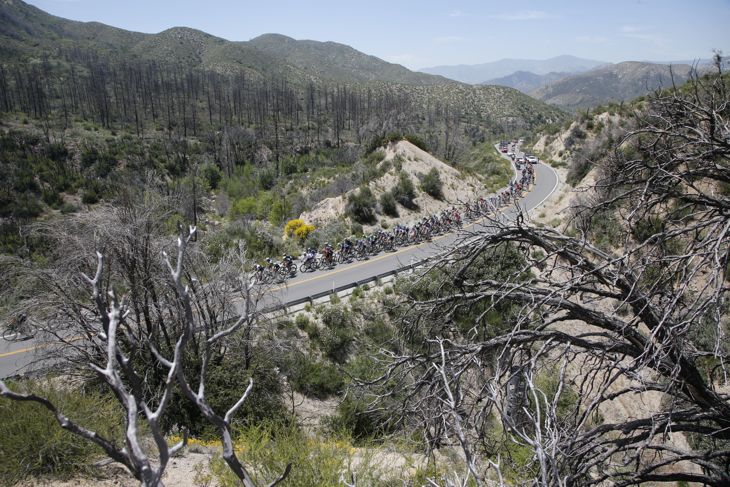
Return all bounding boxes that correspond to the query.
[264,160,558,308]
[0,153,559,379]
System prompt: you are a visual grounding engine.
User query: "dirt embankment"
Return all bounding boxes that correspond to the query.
[300,140,488,230]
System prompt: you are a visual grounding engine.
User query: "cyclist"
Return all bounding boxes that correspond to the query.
[282,254,295,275]
[304,247,316,264]
[322,243,334,265]
[342,237,353,258]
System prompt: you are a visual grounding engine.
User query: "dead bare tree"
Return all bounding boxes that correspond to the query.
[0,227,290,486]
[364,71,730,484]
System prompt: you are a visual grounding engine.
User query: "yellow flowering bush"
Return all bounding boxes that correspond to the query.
[284,219,315,242]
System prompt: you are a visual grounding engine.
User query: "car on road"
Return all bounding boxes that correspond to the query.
[525,155,539,164]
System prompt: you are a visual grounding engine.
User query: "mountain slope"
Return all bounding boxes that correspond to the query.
[481,71,570,93]
[0,0,144,58]
[247,33,448,85]
[532,61,695,111]
[420,55,606,84]
[0,0,450,85]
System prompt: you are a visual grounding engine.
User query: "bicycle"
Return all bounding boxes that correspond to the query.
[299,256,319,273]
[2,314,35,342]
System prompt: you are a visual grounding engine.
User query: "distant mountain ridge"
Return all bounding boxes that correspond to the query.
[420,55,606,84]
[480,71,571,93]
[532,61,697,111]
[0,0,450,85]
[0,0,568,136]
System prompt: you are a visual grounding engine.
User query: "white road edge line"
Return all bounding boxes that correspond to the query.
[532,162,560,212]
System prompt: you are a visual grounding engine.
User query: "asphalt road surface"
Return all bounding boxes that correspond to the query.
[0,146,558,379]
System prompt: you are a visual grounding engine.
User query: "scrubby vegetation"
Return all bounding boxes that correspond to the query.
[378,191,399,217]
[4,2,726,486]
[0,380,124,483]
[458,142,514,192]
[420,168,444,200]
[345,186,377,225]
[391,171,418,210]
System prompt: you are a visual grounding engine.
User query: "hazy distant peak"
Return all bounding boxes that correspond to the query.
[481,70,572,94]
[420,56,607,84]
[532,61,696,112]
[249,33,296,43]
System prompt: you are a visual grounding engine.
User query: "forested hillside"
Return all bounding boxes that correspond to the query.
[0,0,566,260]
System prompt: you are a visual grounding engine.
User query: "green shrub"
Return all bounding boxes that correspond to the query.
[632,216,663,242]
[534,367,579,428]
[365,151,384,166]
[350,286,364,300]
[293,314,309,329]
[230,196,258,219]
[392,154,404,172]
[211,421,350,487]
[317,306,354,363]
[585,209,622,249]
[320,305,349,330]
[41,189,63,208]
[258,169,276,190]
[350,222,364,237]
[201,163,222,190]
[346,186,376,225]
[162,351,287,437]
[404,134,428,152]
[221,165,257,200]
[367,132,402,152]
[2,193,43,219]
[420,168,443,200]
[392,171,417,210]
[0,380,124,482]
[325,394,395,443]
[268,194,291,225]
[363,317,393,346]
[286,353,345,399]
[379,191,398,217]
[59,202,78,214]
[567,156,593,185]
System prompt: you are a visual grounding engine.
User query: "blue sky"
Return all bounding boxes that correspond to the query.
[27,0,730,69]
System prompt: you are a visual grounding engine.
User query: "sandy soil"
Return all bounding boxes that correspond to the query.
[18,450,216,487]
[532,122,577,160]
[287,391,338,430]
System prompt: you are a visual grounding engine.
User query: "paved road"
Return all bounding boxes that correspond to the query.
[0,146,558,378]
[265,159,557,307]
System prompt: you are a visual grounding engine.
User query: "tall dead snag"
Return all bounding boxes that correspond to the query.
[368,71,729,485]
[0,228,290,486]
